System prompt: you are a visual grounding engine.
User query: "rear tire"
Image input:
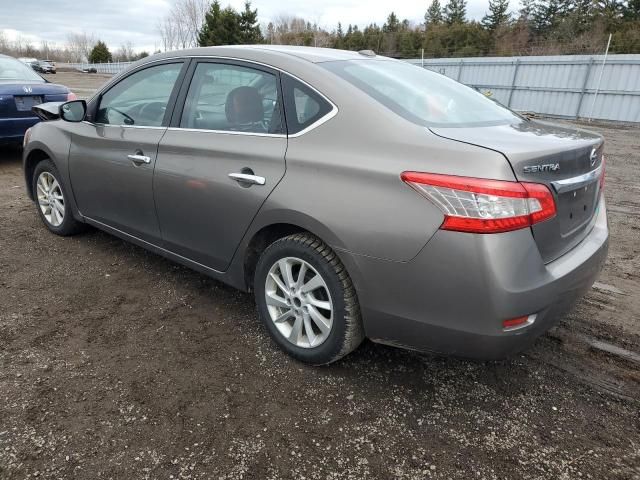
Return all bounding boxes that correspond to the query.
[32,159,84,236]
[254,233,364,365]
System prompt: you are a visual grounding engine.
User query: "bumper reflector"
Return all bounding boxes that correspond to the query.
[502,314,537,332]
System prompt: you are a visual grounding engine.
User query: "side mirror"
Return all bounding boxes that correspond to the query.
[59,100,86,122]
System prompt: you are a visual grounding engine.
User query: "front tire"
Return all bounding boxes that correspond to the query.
[32,159,84,236]
[254,233,364,365]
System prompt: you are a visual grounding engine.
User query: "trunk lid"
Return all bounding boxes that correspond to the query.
[0,81,68,119]
[431,120,604,263]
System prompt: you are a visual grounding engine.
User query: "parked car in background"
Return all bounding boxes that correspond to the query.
[18,57,38,67]
[22,46,608,365]
[0,54,75,145]
[32,60,57,74]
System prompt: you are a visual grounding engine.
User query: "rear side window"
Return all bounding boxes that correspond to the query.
[180,62,284,135]
[96,63,182,127]
[321,60,520,127]
[281,75,333,135]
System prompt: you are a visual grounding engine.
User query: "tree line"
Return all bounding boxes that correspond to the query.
[1,0,638,63]
[0,31,151,63]
[188,0,639,57]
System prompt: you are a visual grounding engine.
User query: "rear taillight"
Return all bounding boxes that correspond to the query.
[401,172,556,234]
[67,92,78,101]
[599,156,605,192]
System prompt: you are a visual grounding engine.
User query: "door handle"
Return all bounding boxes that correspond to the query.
[127,154,151,165]
[228,172,266,186]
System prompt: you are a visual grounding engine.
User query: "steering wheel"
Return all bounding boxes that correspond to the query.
[138,102,167,125]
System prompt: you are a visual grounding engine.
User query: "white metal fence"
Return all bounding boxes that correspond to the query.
[60,53,640,123]
[61,61,133,74]
[408,54,640,123]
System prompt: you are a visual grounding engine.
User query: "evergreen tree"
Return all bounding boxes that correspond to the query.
[219,7,242,44]
[596,0,624,24]
[198,1,242,46]
[425,0,444,25]
[89,41,111,63]
[239,1,263,43]
[335,22,345,49]
[399,31,417,56]
[384,12,401,32]
[444,0,468,24]
[482,0,511,30]
[623,0,640,18]
[518,0,536,20]
[198,1,223,46]
[532,0,566,33]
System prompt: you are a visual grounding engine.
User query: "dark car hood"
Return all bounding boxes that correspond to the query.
[0,81,69,95]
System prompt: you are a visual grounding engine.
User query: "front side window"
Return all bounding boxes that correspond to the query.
[321,59,521,127]
[96,63,182,127]
[180,63,283,134]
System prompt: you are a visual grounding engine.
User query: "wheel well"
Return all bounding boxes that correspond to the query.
[24,149,50,199]
[244,223,307,291]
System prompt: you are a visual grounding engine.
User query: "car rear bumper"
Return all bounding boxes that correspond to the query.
[344,197,609,360]
[0,117,39,143]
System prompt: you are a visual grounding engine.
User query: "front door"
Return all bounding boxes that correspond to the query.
[68,61,185,243]
[154,60,287,271]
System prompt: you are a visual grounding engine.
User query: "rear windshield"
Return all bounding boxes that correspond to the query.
[321,59,520,127]
[0,57,44,82]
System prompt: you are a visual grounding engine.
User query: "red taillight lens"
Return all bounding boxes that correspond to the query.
[502,314,536,331]
[599,156,605,192]
[67,92,78,101]
[401,172,556,234]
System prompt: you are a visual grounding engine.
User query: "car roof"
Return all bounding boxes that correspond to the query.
[150,45,377,64]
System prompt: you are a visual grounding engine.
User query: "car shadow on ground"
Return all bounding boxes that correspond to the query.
[0,146,22,163]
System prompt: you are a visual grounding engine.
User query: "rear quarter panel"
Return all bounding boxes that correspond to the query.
[257,70,517,262]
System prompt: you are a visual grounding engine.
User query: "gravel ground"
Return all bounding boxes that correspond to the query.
[42,71,112,99]
[1,106,639,477]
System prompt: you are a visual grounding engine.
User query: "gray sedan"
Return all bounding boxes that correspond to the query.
[22,46,608,364]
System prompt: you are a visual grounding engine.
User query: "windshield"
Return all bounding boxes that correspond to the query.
[321,59,520,127]
[0,57,44,82]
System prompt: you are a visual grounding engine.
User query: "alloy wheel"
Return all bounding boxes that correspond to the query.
[36,171,65,227]
[264,256,334,348]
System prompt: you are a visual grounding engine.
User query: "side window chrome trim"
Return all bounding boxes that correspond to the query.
[82,121,167,130]
[166,126,286,138]
[284,74,338,139]
[91,54,339,138]
[288,105,337,138]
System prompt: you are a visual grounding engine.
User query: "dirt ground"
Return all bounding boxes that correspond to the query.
[1,83,639,478]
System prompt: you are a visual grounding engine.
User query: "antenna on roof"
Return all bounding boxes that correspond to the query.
[358,50,376,57]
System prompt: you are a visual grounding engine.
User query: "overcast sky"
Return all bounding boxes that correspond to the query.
[1,0,513,53]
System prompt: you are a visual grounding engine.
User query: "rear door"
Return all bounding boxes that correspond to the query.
[154,59,287,271]
[68,61,186,243]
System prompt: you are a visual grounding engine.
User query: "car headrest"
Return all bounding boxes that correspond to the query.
[225,86,264,125]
